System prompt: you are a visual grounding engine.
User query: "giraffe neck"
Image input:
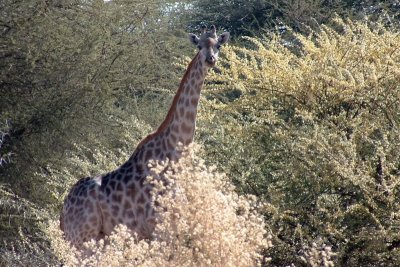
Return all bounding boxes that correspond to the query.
[162,52,208,146]
[130,52,208,164]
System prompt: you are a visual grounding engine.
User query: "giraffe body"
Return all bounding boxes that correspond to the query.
[60,26,229,247]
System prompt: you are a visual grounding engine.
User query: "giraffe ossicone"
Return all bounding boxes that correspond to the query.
[60,26,229,248]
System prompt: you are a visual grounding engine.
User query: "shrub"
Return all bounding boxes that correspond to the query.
[0,185,59,266]
[47,145,272,266]
[0,0,183,260]
[196,18,400,266]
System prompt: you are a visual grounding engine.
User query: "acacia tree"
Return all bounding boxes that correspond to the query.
[184,0,400,37]
[0,0,182,197]
[0,0,187,264]
[197,19,400,266]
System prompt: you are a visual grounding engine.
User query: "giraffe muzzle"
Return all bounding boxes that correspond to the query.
[206,55,216,67]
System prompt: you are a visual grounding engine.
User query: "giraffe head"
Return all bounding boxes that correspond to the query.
[189,25,230,67]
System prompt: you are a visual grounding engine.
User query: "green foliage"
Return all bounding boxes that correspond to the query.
[197,19,400,266]
[0,0,187,263]
[185,0,278,36]
[1,0,166,195]
[0,185,59,266]
[184,0,400,37]
[0,0,193,206]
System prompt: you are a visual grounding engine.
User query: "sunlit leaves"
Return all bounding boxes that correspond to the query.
[198,19,400,265]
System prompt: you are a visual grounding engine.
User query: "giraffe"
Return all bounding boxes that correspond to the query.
[60,25,230,248]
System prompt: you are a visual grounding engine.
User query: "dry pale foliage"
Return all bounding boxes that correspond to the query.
[47,144,272,267]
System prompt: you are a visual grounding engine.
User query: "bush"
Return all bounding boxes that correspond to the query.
[0,185,59,266]
[197,18,400,266]
[185,0,400,37]
[47,145,272,266]
[0,0,185,262]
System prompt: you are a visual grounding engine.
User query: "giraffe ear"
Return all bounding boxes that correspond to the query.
[188,33,200,46]
[217,32,230,45]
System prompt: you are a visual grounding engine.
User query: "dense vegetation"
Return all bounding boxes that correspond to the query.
[1,0,399,266]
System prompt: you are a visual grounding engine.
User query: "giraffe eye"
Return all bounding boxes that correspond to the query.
[197,45,202,50]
